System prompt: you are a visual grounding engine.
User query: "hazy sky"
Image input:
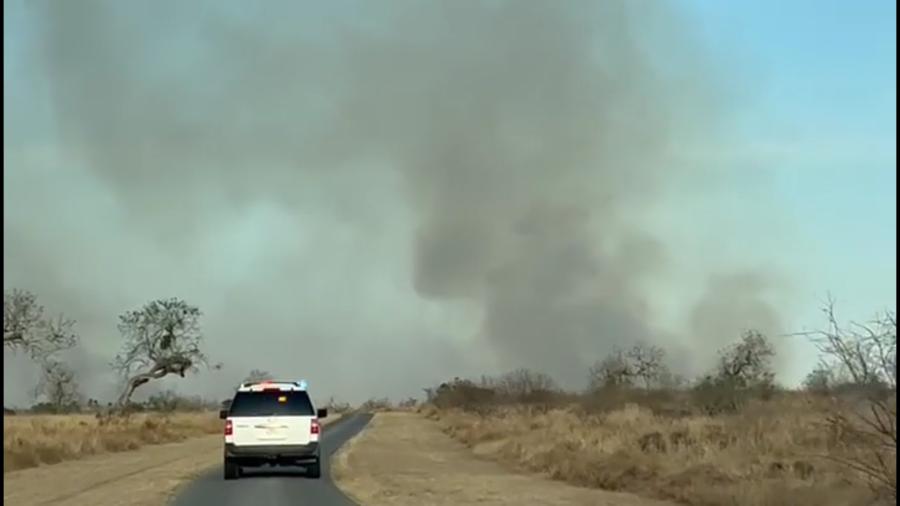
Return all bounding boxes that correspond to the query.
[4,0,895,406]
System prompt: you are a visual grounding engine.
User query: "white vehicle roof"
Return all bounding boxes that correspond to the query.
[237,380,309,392]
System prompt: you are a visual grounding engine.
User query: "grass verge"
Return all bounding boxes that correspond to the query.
[421,393,886,506]
[3,411,222,472]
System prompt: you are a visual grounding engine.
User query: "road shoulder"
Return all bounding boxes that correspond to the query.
[331,411,676,506]
[4,434,222,506]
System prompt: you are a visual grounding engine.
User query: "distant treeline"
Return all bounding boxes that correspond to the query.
[4,390,223,415]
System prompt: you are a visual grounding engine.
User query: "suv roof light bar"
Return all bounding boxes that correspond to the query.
[238,379,309,390]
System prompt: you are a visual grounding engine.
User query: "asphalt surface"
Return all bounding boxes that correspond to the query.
[172,413,373,506]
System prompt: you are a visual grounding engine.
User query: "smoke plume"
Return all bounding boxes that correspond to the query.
[4,0,789,404]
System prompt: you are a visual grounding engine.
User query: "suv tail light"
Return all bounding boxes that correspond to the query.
[224,419,233,436]
[311,419,320,435]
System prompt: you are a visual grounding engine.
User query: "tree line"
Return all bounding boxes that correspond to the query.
[425,308,895,413]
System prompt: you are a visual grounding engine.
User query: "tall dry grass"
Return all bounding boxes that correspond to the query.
[421,393,888,506]
[3,411,222,472]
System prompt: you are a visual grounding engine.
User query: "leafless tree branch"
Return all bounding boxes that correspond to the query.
[4,289,78,360]
[797,299,896,500]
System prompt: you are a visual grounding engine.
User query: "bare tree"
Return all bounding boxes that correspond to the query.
[4,289,78,360]
[34,360,81,412]
[796,300,896,501]
[715,330,776,389]
[112,298,210,408]
[243,369,272,383]
[588,349,634,390]
[588,344,670,391]
[798,297,896,390]
[626,343,668,389]
[689,331,777,414]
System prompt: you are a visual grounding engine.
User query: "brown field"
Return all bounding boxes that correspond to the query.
[420,394,891,506]
[3,411,223,473]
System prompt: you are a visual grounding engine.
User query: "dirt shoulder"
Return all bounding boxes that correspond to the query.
[331,412,676,506]
[3,414,343,506]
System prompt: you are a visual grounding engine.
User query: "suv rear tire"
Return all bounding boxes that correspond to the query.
[307,457,321,479]
[224,458,240,480]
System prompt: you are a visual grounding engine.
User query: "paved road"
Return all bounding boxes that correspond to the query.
[172,413,372,506]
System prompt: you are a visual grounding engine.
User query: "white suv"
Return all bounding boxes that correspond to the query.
[219,380,328,480]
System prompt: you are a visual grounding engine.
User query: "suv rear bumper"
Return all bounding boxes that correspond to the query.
[225,442,319,461]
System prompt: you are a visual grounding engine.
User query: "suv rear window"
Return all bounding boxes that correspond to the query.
[228,390,315,417]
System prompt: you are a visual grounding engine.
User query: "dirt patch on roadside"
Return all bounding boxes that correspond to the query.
[332,412,675,506]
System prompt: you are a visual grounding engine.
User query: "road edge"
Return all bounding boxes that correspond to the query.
[329,413,378,506]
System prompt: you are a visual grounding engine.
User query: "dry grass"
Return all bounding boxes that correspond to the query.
[332,412,675,506]
[423,394,886,506]
[3,411,222,472]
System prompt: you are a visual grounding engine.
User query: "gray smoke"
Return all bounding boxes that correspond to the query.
[4,0,788,404]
